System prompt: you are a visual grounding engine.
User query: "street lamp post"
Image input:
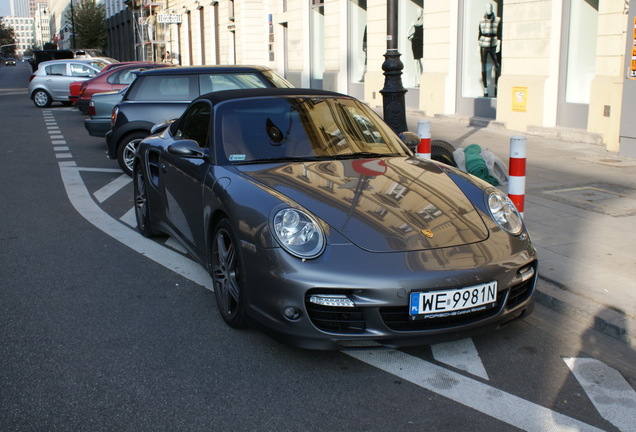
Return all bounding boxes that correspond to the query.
[70,0,76,49]
[380,0,408,134]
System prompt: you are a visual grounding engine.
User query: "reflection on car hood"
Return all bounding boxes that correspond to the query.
[238,157,490,253]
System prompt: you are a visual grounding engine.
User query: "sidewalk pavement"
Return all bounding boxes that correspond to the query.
[404,111,636,349]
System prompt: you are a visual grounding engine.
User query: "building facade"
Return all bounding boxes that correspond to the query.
[2,15,35,55]
[33,2,50,49]
[100,0,636,156]
[7,0,31,17]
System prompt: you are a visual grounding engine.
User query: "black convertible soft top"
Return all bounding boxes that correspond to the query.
[194,87,350,105]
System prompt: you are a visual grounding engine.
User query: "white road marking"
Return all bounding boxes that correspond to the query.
[564,357,636,432]
[94,174,132,203]
[164,237,189,255]
[431,338,489,380]
[53,146,70,151]
[120,206,136,227]
[58,163,212,290]
[79,167,122,173]
[346,349,605,432]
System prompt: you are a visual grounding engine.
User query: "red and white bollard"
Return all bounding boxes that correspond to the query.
[416,120,431,159]
[508,136,527,217]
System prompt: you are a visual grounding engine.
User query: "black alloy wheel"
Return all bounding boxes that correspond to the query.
[133,164,156,237]
[211,220,248,328]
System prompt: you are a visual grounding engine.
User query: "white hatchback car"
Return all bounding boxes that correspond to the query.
[28,59,111,108]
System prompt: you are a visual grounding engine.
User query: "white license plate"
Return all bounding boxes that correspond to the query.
[409,281,497,319]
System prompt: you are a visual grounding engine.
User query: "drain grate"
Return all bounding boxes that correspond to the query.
[531,183,636,216]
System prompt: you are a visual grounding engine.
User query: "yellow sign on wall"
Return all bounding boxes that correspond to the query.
[512,87,528,112]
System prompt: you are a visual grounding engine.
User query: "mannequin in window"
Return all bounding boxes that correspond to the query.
[360,25,367,82]
[408,10,424,77]
[478,3,501,97]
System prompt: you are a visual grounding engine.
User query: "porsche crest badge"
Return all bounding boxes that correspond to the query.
[421,229,434,238]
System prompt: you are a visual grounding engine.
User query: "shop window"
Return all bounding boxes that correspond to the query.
[461,0,503,98]
[391,0,423,89]
[310,0,325,85]
[349,0,367,84]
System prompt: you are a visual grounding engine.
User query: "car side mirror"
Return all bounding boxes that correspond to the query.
[168,140,206,158]
[399,131,420,153]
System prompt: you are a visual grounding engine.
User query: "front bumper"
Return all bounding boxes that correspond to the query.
[240,239,538,350]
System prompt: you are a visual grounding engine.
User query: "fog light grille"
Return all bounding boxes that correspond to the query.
[305,292,365,333]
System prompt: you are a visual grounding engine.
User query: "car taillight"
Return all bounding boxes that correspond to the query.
[28,74,35,83]
[88,101,96,116]
[111,106,119,127]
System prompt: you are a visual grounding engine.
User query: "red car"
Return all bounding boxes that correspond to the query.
[73,62,168,114]
[69,61,158,105]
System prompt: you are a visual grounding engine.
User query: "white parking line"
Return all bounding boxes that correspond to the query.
[94,174,132,203]
[431,338,489,380]
[565,357,636,432]
[120,206,136,227]
[59,163,212,290]
[346,349,605,432]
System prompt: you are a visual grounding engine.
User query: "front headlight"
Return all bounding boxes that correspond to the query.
[487,190,523,235]
[272,208,325,259]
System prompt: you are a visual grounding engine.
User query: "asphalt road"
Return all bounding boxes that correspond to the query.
[1,61,635,432]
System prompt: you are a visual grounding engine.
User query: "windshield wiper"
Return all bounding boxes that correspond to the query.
[328,152,399,159]
[233,156,324,164]
[233,153,401,164]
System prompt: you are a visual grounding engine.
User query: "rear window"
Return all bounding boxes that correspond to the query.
[129,75,198,101]
[198,73,272,94]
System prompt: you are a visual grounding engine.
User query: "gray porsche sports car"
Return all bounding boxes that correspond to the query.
[134,88,537,350]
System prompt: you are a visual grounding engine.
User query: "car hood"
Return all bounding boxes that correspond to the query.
[237,158,490,253]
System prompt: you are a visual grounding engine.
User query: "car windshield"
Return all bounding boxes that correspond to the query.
[217,96,409,164]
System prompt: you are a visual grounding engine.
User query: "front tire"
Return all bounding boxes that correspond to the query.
[133,163,157,237]
[211,220,248,329]
[117,132,147,176]
[32,90,51,108]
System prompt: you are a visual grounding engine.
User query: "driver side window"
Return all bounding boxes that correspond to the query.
[175,102,211,147]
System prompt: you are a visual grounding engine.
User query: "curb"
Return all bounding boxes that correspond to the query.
[536,276,636,349]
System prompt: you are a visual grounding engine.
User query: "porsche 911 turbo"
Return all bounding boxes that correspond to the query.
[133,88,538,350]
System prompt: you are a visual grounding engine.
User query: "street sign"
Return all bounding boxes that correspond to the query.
[157,13,182,24]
